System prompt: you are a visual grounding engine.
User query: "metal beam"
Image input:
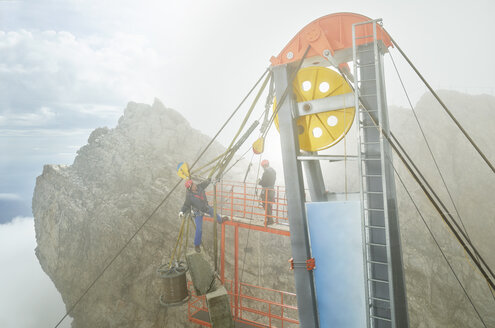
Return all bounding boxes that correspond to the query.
[301,152,326,202]
[272,63,319,328]
[296,92,355,117]
[297,154,357,161]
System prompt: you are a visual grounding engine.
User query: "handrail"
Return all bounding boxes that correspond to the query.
[188,280,299,327]
[205,181,291,226]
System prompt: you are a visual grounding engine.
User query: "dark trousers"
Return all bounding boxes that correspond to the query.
[261,188,274,220]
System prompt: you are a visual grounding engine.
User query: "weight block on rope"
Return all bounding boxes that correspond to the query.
[206,286,234,328]
[186,251,215,296]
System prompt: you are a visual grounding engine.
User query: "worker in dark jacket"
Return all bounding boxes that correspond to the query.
[179,178,228,253]
[258,159,276,225]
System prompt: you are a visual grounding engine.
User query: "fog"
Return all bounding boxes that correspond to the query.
[1,0,495,326]
[0,217,70,328]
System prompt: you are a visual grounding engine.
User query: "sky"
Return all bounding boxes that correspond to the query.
[0,0,494,327]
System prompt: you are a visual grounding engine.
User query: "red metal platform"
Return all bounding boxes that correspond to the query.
[189,181,299,327]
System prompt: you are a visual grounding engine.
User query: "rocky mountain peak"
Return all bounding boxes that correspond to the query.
[33,100,233,327]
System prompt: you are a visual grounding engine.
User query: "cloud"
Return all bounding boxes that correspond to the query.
[0,106,55,127]
[0,127,92,137]
[0,217,71,328]
[0,193,21,200]
[0,30,165,132]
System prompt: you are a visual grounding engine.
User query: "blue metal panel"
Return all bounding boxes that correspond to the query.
[306,201,366,328]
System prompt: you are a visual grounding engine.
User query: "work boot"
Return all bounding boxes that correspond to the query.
[195,245,201,253]
[266,217,274,226]
[221,216,229,223]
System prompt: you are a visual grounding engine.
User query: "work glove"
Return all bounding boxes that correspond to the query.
[179,211,184,218]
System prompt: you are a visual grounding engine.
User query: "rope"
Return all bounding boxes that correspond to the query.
[385,49,495,302]
[190,150,230,177]
[232,52,312,282]
[221,100,276,179]
[260,71,274,135]
[53,178,183,328]
[391,132,495,286]
[53,67,270,328]
[206,74,270,272]
[390,153,489,328]
[243,158,253,183]
[213,184,218,272]
[184,213,190,259]
[168,212,189,267]
[240,154,264,284]
[353,77,491,323]
[337,65,495,290]
[210,72,271,181]
[189,68,270,174]
[373,109,495,290]
[385,28,495,175]
[388,50,472,241]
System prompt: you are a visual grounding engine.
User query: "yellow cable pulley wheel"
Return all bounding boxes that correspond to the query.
[274,66,355,151]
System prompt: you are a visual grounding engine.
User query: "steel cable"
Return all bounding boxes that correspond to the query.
[338,63,495,291]
[387,50,472,240]
[390,154,489,328]
[53,67,271,328]
[385,28,495,175]
[387,50,495,301]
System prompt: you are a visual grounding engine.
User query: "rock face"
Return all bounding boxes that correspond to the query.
[389,91,495,328]
[33,99,285,328]
[33,92,495,328]
[324,90,495,328]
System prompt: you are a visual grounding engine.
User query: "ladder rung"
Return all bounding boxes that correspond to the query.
[363,174,382,178]
[364,191,383,194]
[359,93,377,97]
[366,242,387,247]
[370,296,391,303]
[360,125,378,128]
[356,63,376,68]
[367,260,388,265]
[368,277,389,284]
[362,158,381,161]
[370,315,392,322]
[365,224,386,230]
[362,141,380,145]
[364,208,385,212]
[357,78,376,83]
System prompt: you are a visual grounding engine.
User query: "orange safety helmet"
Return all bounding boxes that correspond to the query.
[261,159,269,168]
[184,179,194,189]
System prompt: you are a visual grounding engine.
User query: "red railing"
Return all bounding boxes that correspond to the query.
[206,180,289,227]
[188,280,299,327]
[188,180,299,327]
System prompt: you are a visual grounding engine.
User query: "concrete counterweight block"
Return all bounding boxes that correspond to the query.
[206,286,234,328]
[186,251,215,296]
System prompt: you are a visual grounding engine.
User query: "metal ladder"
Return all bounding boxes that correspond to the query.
[353,19,395,328]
